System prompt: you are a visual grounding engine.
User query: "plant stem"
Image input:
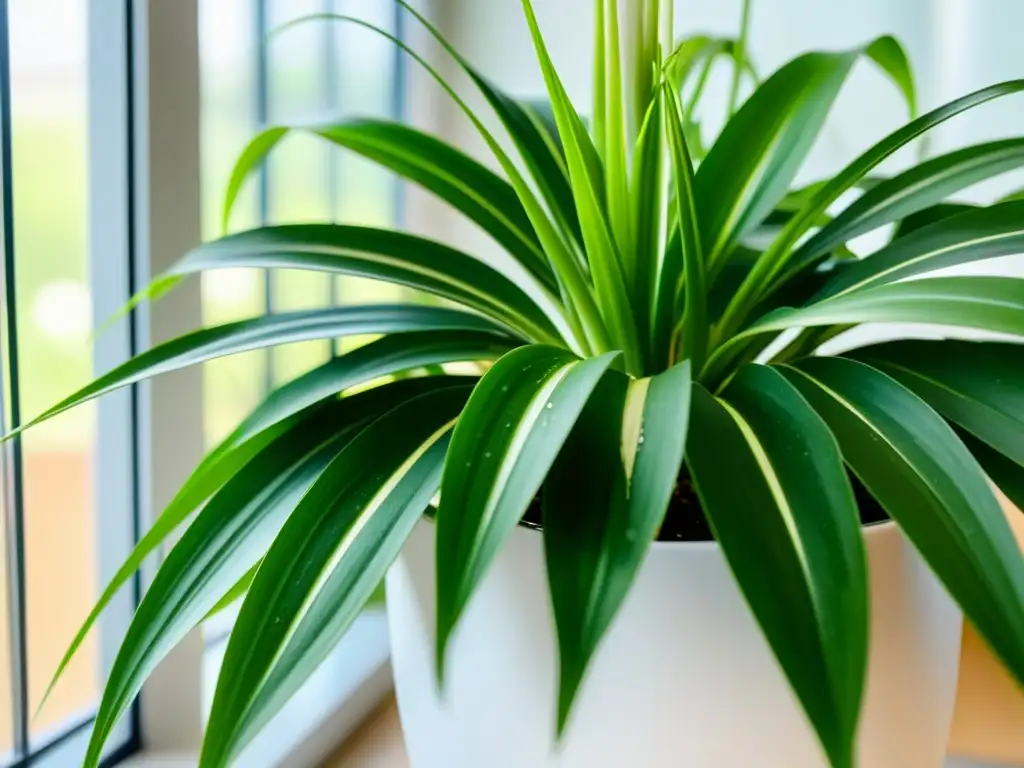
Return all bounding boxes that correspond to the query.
[727,0,752,115]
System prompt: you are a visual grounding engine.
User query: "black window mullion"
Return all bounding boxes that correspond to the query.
[0,0,30,758]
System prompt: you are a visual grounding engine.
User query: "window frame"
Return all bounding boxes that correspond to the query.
[0,0,142,764]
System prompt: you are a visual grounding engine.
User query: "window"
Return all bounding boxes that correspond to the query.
[0,0,138,765]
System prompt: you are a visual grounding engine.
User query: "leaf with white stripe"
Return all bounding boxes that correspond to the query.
[816,200,1024,300]
[781,358,1024,695]
[544,361,692,734]
[81,388,407,768]
[223,121,555,292]
[200,385,472,767]
[214,332,502,452]
[849,340,1024,465]
[521,0,641,373]
[688,368,867,768]
[163,225,562,344]
[435,345,619,681]
[704,277,1024,384]
[12,305,507,440]
[796,140,1024,268]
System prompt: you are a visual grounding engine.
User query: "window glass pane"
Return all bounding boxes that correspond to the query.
[267,0,332,386]
[331,1,405,357]
[200,0,268,449]
[9,0,98,742]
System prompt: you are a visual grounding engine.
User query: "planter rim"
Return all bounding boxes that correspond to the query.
[421,512,896,552]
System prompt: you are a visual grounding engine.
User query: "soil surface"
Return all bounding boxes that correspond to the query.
[521,473,889,542]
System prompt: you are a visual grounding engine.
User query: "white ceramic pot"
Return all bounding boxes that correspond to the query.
[387,518,962,768]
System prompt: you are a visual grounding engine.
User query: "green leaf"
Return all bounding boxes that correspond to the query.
[781,358,1024,696]
[204,563,259,622]
[167,224,562,344]
[201,386,470,766]
[38,417,293,715]
[521,0,642,374]
[394,2,583,248]
[665,35,758,101]
[315,118,552,283]
[795,143,1024,274]
[16,305,508,438]
[225,122,556,293]
[705,277,1024,384]
[82,394,392,767]
[694,49,859,267]
[719,80,1024,342]
[817,200,1024,299]
[864,36,917,117]
[688,369,867,768]
[847,343,1024,517]
[222,126,287,232]
[435,345,619,681]
[327,5,606,356]
[664,84,708,370]
[595,0,633,264]
[544,361,691,734]
[217,332,499,451]
[847,340,1024,465]
[632,93,666,368]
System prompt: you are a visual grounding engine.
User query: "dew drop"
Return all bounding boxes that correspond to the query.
[546,402,554,410]
[484,451,493,459]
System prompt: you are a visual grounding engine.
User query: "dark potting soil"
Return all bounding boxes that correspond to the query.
[521,472,890,543]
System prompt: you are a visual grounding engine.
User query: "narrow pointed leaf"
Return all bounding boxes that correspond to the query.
[38,418,293,715]
[435,345,619,680]
[633,94,666,368]
[781,358,1024,693]
[222,126,287,232]
[688,370,867,768]
[694,50,859,266]
[544,361,691,734]
[797,140,1024,267]
[225,121,557,293]
[848,340,1024,465]
[344,4,605,354]
[706,277,1024,384]
[759,80,1024,297]
[82,393,398,767]
[394,2,583,247]
[17,305,508,437]
[893,202,976,240]
[664,85,708,370]
[815,200,1024,299]
[597,0,633,263]
[864,36,916,117]
[217,333,499,450]
[720,80,1024,341]
[167,225,562,343]
[521,0,642,372]
[201,386,470,766]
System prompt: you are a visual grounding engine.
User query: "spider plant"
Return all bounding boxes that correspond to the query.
[14,0,1024,766]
